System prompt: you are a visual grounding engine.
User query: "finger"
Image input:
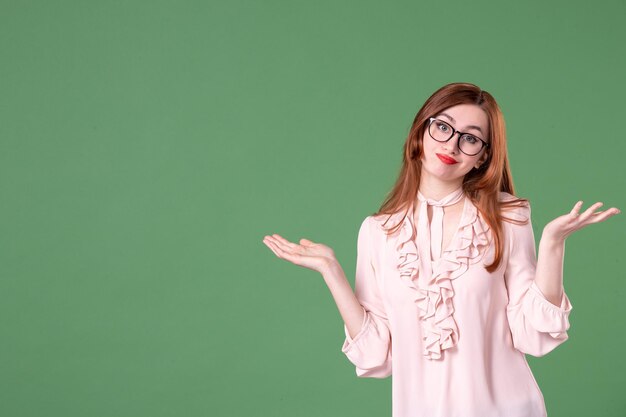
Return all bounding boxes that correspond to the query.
[586,208,621,224]
[579,202,604,221]
[266,235,297,253]
[263,239,282,258]
[266,238,299,262]
[272,234,299,250]
[570,201,584,216]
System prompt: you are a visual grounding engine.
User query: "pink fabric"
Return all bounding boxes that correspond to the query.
[415,186,465,359]
[341,190,573,417]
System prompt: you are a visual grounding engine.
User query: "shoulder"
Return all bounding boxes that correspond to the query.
[360,214,384,236]
[498,191,531,222]
[498,191,515,202]
[360,212,400,242]
[358,216,376,240]
[357,216,381,254]
[498,191,527,205]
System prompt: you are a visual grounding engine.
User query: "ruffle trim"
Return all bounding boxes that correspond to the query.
[523,281,573,338]
[395,198,492,360]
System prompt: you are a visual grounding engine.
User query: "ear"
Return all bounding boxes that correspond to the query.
[475,154,487,169]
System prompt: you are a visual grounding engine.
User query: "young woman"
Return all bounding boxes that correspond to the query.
[262,82,620,417]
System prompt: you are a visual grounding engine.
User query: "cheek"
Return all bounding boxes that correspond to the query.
[421,136,436,155]
[463,157,480,170]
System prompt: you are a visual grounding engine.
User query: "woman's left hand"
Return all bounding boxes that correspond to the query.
[543,201,621,242]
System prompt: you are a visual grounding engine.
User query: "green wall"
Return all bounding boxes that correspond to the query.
[1,0,624,416]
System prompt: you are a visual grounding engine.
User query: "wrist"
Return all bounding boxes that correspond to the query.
[320,259,344,280]
[540,230,566,247]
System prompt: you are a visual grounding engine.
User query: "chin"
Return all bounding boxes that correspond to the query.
[424,163,470,180]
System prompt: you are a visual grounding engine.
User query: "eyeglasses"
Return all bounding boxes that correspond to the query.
[427,117,490,156]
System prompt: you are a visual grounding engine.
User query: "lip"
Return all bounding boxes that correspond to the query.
[436,153,458,164]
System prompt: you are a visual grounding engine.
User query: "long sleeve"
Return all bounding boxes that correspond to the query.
[341,216,392,378]
[504,202,574,357]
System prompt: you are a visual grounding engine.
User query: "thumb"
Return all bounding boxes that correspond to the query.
[300,238,315,246]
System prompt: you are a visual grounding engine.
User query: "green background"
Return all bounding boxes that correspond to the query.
[1,0,624,416]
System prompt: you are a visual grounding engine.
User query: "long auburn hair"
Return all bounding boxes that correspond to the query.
[374,82,528,273]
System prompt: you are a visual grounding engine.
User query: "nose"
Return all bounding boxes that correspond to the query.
[443,132,462,154]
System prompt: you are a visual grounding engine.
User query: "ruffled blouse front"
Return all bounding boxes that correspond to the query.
[397,191,492,360]
[341,191,574,417]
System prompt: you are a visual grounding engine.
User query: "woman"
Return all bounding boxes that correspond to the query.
[262,82,620,417]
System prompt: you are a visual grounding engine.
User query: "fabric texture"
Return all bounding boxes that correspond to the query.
[341,190,573,417]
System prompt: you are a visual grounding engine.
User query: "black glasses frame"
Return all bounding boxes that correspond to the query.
[427,117,490,156]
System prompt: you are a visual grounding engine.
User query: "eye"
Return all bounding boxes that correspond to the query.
[461,134,478,144]
[436,122,450,132]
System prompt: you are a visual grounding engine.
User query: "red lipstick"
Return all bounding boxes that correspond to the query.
[436,153,458,164]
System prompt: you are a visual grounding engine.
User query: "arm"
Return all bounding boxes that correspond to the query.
[323,216,392,378]
[504,203,574,357]
[535,199,620,305]
[534,234,565,306]
[322,262,365,340]
[262,216,392,377]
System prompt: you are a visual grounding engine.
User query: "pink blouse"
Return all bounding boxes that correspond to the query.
[341,191,573,417]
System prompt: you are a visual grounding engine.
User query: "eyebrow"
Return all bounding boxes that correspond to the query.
[437,113,484,135]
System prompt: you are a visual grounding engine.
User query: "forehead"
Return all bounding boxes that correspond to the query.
[435,104,489,136]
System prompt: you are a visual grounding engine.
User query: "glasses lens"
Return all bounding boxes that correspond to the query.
[459,134,484,156]
[429,119,453,142]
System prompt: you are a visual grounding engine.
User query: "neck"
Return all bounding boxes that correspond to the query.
[418,176,464,201]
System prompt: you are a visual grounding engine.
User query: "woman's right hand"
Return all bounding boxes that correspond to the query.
[262,234,337,275]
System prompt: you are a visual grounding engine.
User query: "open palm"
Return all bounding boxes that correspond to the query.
[543,201,621,242]
[262,234,337,274]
